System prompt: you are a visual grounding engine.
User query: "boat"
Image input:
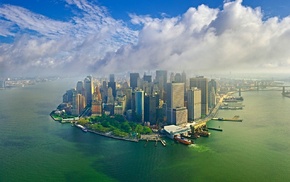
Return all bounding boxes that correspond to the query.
[76,124,88,132]
[161,140,166,146]
[174,135,192,145]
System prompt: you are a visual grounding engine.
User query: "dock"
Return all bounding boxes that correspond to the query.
[212,115,243,122]
[207,127,223,131]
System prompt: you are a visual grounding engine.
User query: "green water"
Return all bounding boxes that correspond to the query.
[1,79,290,182]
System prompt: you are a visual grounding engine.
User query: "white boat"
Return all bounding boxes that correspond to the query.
[76,124,88,132]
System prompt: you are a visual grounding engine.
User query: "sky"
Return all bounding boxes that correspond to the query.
[1,0,290,77]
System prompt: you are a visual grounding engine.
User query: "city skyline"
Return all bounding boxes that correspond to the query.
[1,0,290,77]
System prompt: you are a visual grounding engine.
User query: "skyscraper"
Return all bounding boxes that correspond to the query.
[144,94,157,124]
[190,76,208,116]
[156,70,167,91]
[135,90,144,122]
[166,82,184,109]
[143,74,152,83]
[174,73,182,83]
[91,86,102,116]
[187,87,201,121]
[71,89,79,116]
[84,76,93,106]
[166,82,185,124]
[109,74,115,83]
[76,81,84,95]
[107,87,114,104]
[130,73,140,90]
[208,79,217,109]
[71,89,85,116]
[173,107,188,125]
[108,82,116,98]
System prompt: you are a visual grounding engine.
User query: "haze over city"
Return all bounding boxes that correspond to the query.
[1,0,290,77]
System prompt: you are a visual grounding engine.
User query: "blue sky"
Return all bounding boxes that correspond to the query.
[1,0,290,76]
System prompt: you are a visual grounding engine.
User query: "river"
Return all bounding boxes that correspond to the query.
[0,78,290,182]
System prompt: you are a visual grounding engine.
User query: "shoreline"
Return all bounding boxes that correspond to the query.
[87,129,139,143]
[50,111,140,142]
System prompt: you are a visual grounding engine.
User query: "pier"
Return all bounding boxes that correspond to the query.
[207,127,223,132]
[212,115,243,122]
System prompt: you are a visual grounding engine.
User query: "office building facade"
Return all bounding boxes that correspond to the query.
[190,76,208,116]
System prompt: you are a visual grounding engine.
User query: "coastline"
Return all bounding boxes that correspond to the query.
[87,129,139,142]
[50,111,141,142]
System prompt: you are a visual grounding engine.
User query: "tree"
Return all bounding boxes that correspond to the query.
[135,124,143,134]
[114,114,126,122]
[101,121,110,128]
[78,118,89,125]
[121,121,132,133]
[142,126,152,134]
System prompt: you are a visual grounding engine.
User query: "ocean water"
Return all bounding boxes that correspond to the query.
[1,78,290,182]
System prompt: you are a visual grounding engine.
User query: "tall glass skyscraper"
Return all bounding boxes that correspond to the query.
[130,73,140,90]
[135,90,144,122]
[84,76,93,106]
[156,70,167,91]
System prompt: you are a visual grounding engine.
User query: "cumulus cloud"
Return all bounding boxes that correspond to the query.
[1,0,290,77]
[95,0,290,74]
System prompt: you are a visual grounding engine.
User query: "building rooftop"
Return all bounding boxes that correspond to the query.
[164,125,191,135]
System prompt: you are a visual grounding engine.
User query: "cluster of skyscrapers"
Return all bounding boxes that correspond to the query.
[60,70,217,126]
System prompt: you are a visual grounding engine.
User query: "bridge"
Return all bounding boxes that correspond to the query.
[236,85,290,96]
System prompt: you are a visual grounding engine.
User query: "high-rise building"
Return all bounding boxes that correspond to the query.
[208,79,217,93]
[71,89,85,116]
[107,87,114,104]
[91,86,102,116]
[108,74,116,98]
[166,82,184,109]
[187,87,201,121]
[101,81,108,102]
[144,94,157,124]
[170,72,175,83]
[116,94,126,114]
[130,73,140,90]
[173,107,188,125]
[76,81,84,95]
[114,105,123,115]
[109,74,115,82]
[181,71,187,101]
[208,86,216,109]
[123,88,132,111]
[166,82,185,124]
[208,79,217,109]
[63,89,74,103]
[135,90,144,122]
[71,89,79,116]
[84,76,93,106]
[156,70,167,91]
[174,73,182,83]
[190,76,208,116]
[143,74,152,83]
[108,81,116,98]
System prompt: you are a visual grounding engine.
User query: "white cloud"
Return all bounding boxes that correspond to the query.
[2,0,290,76]
[94,0,290,74]
[0,0,138,76]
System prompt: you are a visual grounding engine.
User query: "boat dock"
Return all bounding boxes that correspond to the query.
[207,127,223,132]
[212,115,243,122]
